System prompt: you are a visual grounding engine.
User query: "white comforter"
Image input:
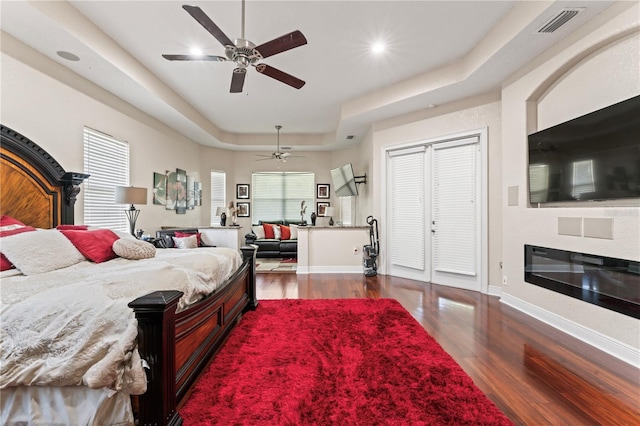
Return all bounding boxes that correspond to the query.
[0,247,242,395]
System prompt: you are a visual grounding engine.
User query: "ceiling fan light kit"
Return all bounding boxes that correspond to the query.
[256,125,304,162]
[163,2,307,93]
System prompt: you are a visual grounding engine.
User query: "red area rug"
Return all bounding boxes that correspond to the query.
[181,299,512,425]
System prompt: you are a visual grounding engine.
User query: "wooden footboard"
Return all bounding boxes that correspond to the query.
[129,246,258,426]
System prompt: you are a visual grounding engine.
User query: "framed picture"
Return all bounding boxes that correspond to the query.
[237,202,250,217]
[317,184,330,199]
[153,172,167,205]
[175,168,187,214]
[236,184,250,199]
[316,202,330,217]
[165,171,177,210]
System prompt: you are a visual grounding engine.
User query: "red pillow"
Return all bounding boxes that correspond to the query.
[57,225,89,230]
[174,231,202,247]
[263,223,275,239]
[60,229,120,263]
[280,225,291,240]
[0,225,37,271]
[1,254,14,271]
[0,215,25,227]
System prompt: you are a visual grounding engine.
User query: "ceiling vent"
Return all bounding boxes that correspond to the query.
[537,8,584,33]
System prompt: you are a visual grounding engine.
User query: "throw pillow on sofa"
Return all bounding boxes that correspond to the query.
[280,225,291,240]
[273,225,281,239]
[263,223,276,239]
[252,225,266,239]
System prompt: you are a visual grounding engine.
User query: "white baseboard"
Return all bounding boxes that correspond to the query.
[501,293,640,369]
[487,285,502,297]
[296,265,362,274]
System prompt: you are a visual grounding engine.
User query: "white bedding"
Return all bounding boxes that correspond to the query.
[0,247,242,395]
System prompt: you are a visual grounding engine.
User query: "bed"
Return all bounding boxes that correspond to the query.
[0,124,258,425]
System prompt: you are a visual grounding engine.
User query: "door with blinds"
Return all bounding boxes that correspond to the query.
[387,136,481,291]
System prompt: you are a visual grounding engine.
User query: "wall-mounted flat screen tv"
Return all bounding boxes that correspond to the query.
[528,95,640,204]
[331,163,358,197]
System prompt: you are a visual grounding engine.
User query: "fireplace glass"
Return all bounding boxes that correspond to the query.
[524,245,639,319]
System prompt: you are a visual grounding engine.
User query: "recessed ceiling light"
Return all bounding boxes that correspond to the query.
[56,51,79,61]
[371,42,385,54]
[190,47,203,56]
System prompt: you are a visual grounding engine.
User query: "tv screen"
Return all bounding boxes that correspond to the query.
[528,95,640,204]
[331,163,358,197]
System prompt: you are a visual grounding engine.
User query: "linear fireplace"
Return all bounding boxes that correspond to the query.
[524,245,639,319]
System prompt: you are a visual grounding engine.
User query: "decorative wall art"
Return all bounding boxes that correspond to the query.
[153,169,201,214]
[237,202,250,217]
[317,184,330,199]
[317,202,330,217]
[236,184,250,199]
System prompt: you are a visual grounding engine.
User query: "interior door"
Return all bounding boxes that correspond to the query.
[430,138,481,291]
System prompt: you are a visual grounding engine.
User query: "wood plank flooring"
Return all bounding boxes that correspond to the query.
[256,273,640,425]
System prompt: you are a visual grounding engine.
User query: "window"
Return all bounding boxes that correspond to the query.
[339,196,353,225]
[572,159,595,199]
[83,127,130,231]
[252,172,314,221]
[210,171,226,225]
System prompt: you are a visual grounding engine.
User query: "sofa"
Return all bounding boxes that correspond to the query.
[244,220,302,258]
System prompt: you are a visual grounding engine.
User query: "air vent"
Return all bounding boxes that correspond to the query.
[281,146,292,150]
[537,8,584,33]
[346,135,355,140]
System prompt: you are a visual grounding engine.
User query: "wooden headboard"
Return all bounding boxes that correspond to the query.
[0,125,89,228]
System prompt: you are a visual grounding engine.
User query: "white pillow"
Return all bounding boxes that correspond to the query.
[0,229,85,275]
[273,225,282,240]
[252,225,266,239]
[290,225,298,240]
[172,235,198,249]
[113,239,156,260]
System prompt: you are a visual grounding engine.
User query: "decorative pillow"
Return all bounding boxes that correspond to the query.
[0,229,85,275]
[60,229,120,263]
[263,223,275,239]
[175,231,202,246]
[290,225,298,240]
[0,215,25,227]
[280,225,291,240]
[57,224,89,231]
[172,235,198,249]
[252,225,266,240]
[273,225,282,240]
[113,238,156,260]
[0,223,37,271]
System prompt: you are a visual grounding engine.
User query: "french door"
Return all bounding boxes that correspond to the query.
[386,135,482,292]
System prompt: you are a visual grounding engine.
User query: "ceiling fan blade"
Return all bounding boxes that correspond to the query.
[254,30,307,59]
[255,64,305,89]
[230,68,247,93]
[162,54,226,62]
[182,5,234,47]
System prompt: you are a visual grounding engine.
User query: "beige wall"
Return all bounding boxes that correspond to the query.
[500,6,639,350]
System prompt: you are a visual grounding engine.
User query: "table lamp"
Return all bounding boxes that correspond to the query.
[325,207,335,226]
[115,186,147,236]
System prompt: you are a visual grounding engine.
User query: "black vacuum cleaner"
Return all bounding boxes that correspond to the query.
[363,215,379,277]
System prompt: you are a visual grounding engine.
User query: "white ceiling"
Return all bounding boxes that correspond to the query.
[0,1,613,151]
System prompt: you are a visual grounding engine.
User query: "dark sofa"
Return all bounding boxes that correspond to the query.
[244,220,302,258]
[155,228,213,248]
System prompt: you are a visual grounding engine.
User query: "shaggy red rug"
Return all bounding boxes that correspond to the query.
[181,299,513,425]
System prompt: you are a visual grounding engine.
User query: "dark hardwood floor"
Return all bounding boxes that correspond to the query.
[256,272,640,425]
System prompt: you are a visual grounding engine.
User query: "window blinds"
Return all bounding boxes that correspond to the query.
[83,127,130,231]
[432,142,477,276]
[389,147,426,270]
[252,172,314,221]
[339,196,352,225]
[210,171,226,225]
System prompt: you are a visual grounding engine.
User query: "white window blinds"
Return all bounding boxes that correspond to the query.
[83,127,130,231]
[389,147,426,270]
[210,171,226,225]
[432,142,477,276]
[339,196,352,225]
[252,172,314,222]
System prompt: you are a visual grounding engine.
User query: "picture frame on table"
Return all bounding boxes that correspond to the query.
[236,184,250,199]
[316,202,330,217]
[317,184,330,199]
[237,202,250,217]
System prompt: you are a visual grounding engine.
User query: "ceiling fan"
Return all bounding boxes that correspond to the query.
[163,1,307,93]
[256,125,304,162]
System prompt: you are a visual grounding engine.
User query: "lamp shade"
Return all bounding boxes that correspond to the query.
[216,207,225,215]
[115,186,147,205]
[325,207,335,217]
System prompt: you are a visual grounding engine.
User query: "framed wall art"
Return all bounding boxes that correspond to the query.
[236,184,250,199]
[317,184,330,199]
[316,202,330,217]
[237,202,250,217]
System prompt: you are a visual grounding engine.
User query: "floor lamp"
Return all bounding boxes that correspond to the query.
[115,186,148,236]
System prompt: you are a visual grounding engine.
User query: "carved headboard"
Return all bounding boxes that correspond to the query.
[0,125,89,228]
